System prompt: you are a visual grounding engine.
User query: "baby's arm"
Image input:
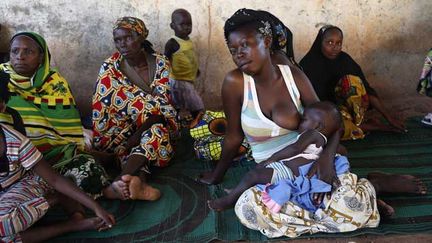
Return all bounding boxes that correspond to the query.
[164,38,180,60]
[257,130,325,168]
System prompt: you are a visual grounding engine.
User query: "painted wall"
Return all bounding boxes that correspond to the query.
[1,0,431,116]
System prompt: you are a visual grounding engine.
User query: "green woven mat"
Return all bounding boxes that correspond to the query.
[51,117,432,242]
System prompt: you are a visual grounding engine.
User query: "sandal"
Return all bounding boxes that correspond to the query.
[421,113,432,126]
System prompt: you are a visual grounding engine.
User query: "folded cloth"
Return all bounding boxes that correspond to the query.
[257,155,350,213]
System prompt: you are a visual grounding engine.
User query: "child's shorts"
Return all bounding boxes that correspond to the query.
[171,79,204,112]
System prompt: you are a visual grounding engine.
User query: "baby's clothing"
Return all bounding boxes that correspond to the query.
[267,131,327,184]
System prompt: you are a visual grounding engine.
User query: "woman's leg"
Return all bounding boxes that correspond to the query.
[208,168,274,211]
[367,172,427,195]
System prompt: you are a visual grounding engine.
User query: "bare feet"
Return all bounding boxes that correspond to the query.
[195,171,222,185]
[70,212,109,231]
[103,175,132,200]
[377,199,395,217]
[368,172,427,195]
[207,197,233,212]
[129,176,161,201]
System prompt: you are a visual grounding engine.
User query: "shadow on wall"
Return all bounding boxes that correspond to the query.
[357,18,431,102]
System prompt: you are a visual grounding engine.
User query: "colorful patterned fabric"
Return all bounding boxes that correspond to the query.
[334,75,369,140]
[0,173,51,243]
[417,48,432,97]
[241,65,302,162]
[190,111,250,161]
[92,51,178,168]
[0,64,85,151]
[0,32,109,197]
[0,124,42,189]
[114,17,149,39]
[235,172,380,238]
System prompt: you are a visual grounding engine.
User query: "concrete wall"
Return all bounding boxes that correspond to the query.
[1,0,431,117]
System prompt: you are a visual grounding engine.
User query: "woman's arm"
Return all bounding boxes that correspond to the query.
[33,159,115,227]
[369,95,405,131]
[198,70,245,185]
[291,66,320,106]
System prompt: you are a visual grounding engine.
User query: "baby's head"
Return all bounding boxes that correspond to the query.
[0,72,10,113]
[298,101,341,136]
[170,9,192,39]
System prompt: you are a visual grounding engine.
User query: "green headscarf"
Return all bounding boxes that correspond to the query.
[10,32,51,89]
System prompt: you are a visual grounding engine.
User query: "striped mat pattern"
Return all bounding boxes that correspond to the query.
[50,117,432,242]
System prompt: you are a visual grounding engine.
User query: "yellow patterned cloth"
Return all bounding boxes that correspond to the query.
[235,172,380,238]
[334,75,369,140]
[0,63,84,151]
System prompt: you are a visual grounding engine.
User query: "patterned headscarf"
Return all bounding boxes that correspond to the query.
[9,32,51,89]
[224,8,272,43]
[113,16,149,39]
[224,9,296,61]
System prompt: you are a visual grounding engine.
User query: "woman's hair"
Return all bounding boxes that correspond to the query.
[224,8,272,43]
[224,9,298,65]
[113,16,155,54]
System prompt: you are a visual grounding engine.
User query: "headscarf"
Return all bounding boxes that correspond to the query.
[224,9,296,63]
[299,25,376,102]
[113,16,149,39]
[9,32,51,89]
[113,16,154,54]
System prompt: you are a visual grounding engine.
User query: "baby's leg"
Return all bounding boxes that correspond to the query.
[208,168,274,211]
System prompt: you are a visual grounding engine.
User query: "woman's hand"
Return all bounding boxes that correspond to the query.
[94,205,115,230]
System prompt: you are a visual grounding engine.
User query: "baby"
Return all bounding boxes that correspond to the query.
[164,9,204,121]
[208,101,347,211]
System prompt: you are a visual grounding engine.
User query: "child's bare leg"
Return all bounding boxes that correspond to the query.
[208,168,274,211]
[20,215,106,243]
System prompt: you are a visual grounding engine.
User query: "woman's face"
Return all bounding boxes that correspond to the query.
[10,36,43,77]
[321,28,343,60]
[113,28,143,58]
[227,26,270,75]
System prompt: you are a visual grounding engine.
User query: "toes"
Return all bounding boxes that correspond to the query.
[121,174,133,183]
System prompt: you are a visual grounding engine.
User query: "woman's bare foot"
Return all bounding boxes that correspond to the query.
[368,172,427,195]
[70,212,108,231]
[129,176,161,201]
[103,176,131,200]
[207,197,233,212]
[377,199,395,217]
[195,171,222,185]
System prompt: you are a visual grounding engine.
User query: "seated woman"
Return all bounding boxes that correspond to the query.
[212,9,426,238]
[300,25,405,140]
[0,75,115,243]
[196,9,326,185]
[92,17,179,201]
[417,48,432,126]
[0,32,115,199]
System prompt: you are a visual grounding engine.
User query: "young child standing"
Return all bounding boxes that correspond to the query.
[165,9,204,121]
